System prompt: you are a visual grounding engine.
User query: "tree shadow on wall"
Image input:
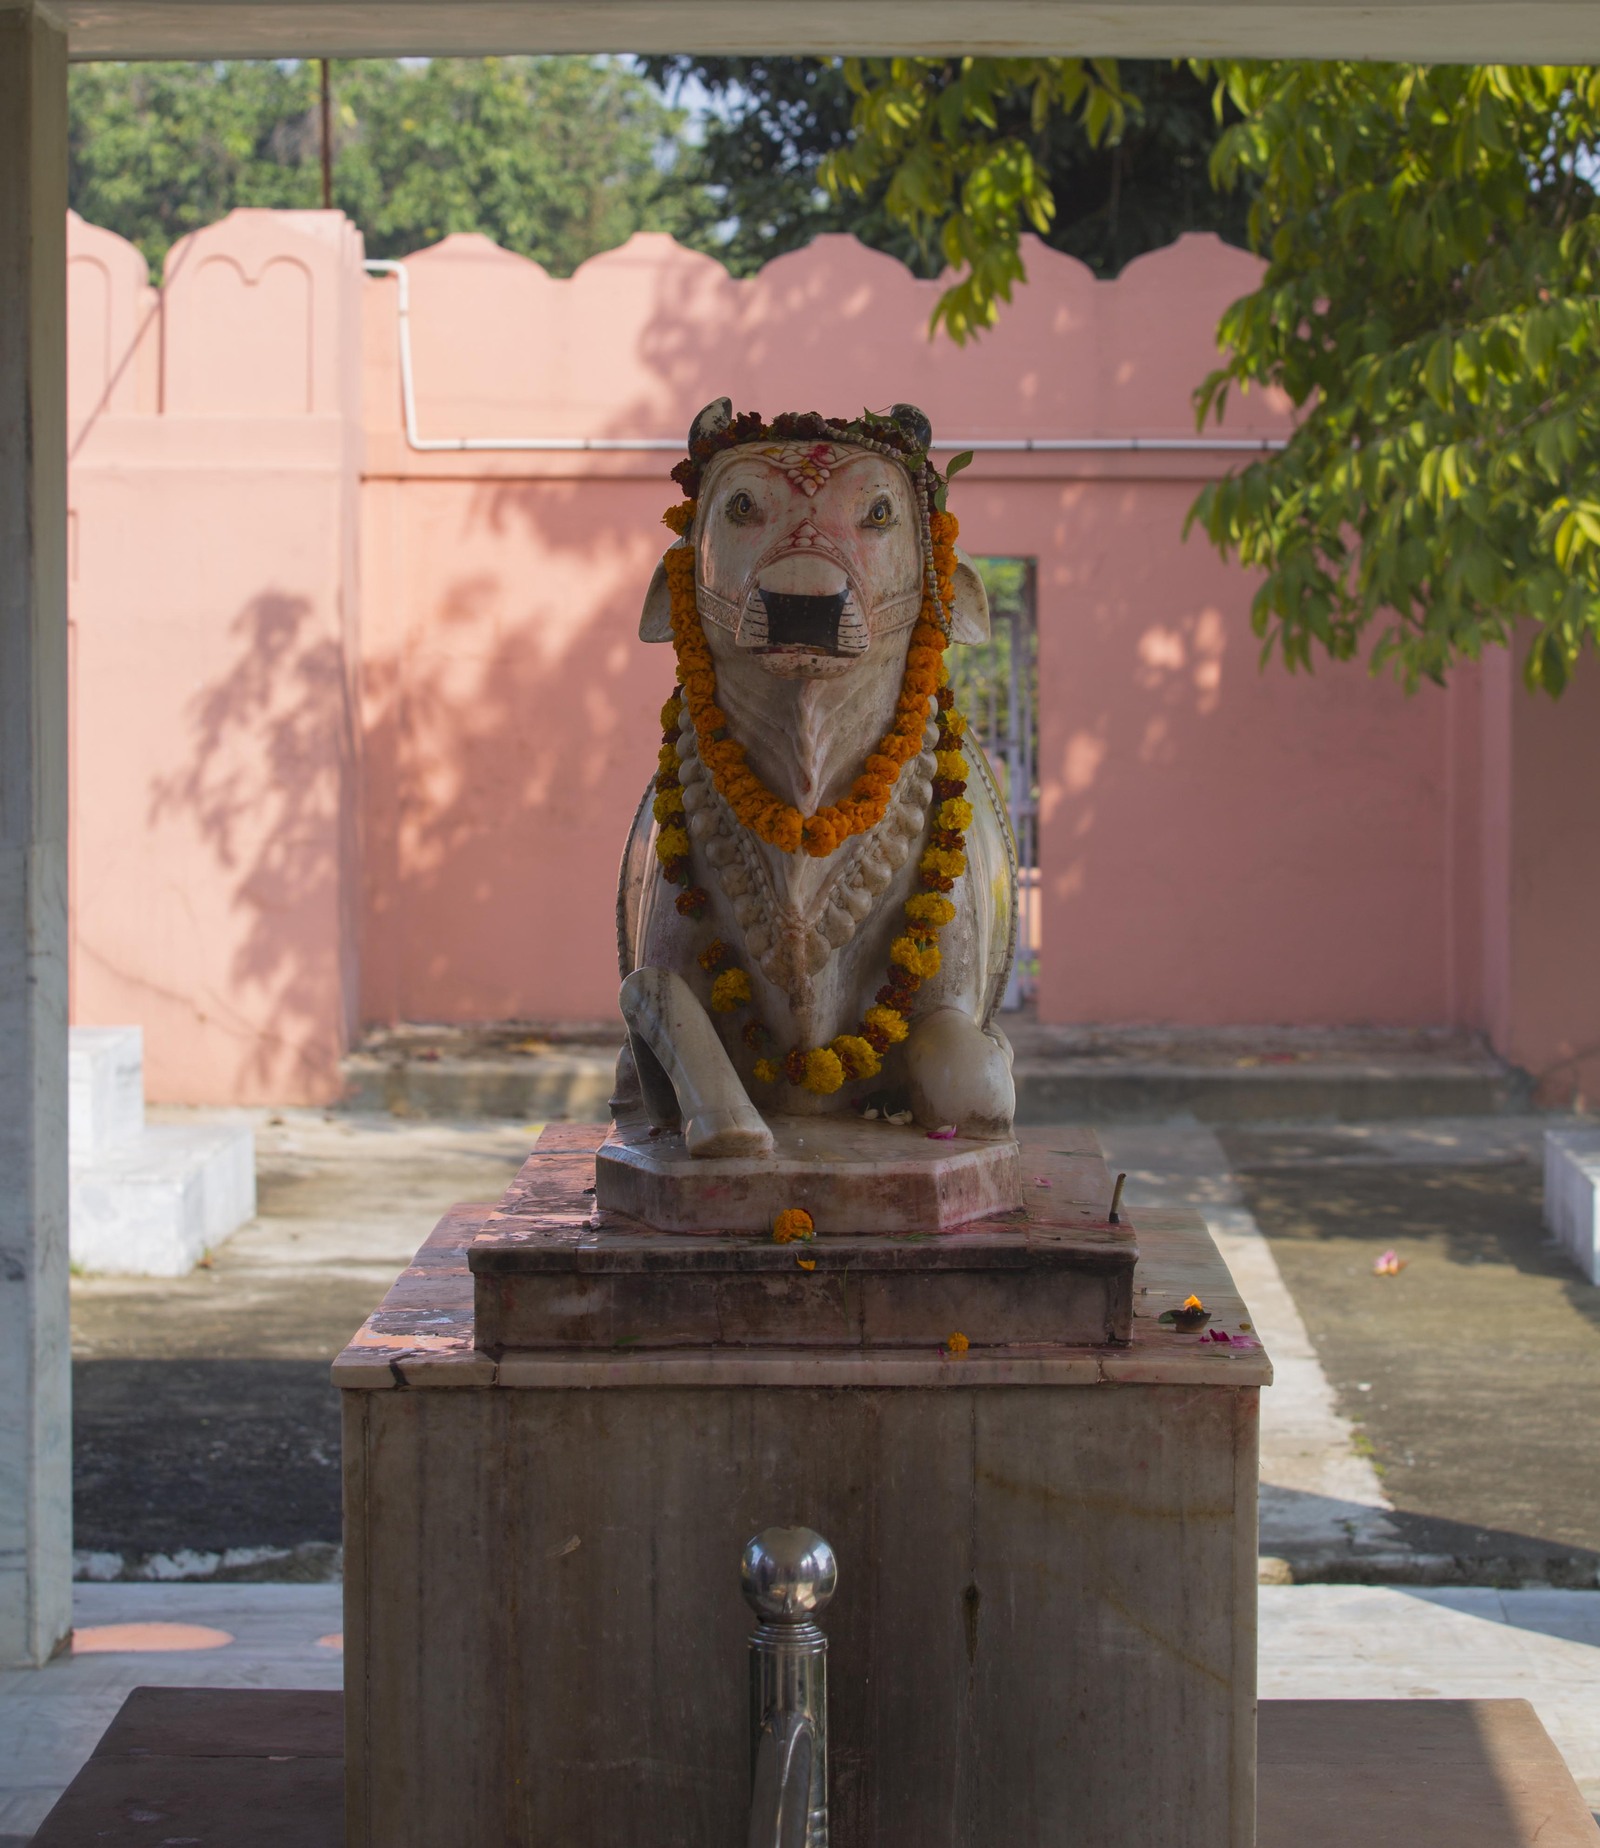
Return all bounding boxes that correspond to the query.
[362,534,660,1026]
[147,590,357,1097]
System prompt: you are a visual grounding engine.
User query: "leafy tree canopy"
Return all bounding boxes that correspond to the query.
[644,56,1248,294]
[1190,61,1600,695]
[834,56,1600,693]
[69,56,697,279]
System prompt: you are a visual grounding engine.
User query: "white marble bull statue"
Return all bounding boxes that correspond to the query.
[615,401,1017,1159]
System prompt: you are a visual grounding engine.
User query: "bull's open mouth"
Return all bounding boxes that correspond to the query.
[756,588,851,655]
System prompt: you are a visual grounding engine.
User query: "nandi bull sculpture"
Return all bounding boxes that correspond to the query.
[614,400,1018,1168]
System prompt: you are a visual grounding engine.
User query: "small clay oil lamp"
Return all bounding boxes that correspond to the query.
[1159,1293,1212,1334]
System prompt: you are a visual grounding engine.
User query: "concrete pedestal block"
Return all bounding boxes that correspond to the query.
[70,1118,256,1276]
[67,1023,256,1275]
[337,1126,1268,1848]
[68,1026,144,1160]
[1542,1127,1600,1284]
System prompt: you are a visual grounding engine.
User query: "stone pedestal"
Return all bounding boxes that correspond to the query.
[593,1117,1025,1233]
[336,1124,1269,1848]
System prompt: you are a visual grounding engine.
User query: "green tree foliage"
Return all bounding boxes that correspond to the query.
[1189,62,1600,694]
[69,57,696,280]
[648,56,1247,300]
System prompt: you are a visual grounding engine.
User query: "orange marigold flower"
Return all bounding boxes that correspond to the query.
[864,1004,909,1045]
[945,1330,970,1357]
[831,1034,882,1081]
[772,1209,815,1244]
[710,968,751,1012]
[905,892,956,929]
[937,798,973,833]
[662,499,697,536]
[890,936,942,981]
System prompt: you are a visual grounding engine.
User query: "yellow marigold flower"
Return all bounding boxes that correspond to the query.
[830,1035,882,1081]
[656,825,690,862]
[935,750,969,782]
[658,743,680,774]
[890,936,942,981]
[710,968,751,1012]
[904,892,956,929]
[920,846,966,881]
[864,1004,909,1045]
[752,1058,779,1084]
[802,1048,845,1094]
[942,709,968,738]
[660,694,684,731]
[937,798,974,833]
[772,1208,815,1244]
[945,1330,970,1357]
[652,788,685,822]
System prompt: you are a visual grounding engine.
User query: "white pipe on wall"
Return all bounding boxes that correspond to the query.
[365,258,1288,460]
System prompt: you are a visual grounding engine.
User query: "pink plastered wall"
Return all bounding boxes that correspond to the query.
[66,212,1600,1103]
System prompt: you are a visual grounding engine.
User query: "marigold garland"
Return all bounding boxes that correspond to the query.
[648,411,975,1095]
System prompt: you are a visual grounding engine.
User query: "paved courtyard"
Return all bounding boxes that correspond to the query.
[9,1106,1594,1838]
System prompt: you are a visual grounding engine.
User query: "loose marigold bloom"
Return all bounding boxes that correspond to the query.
[675,886,710,919]
[772,1208,814,1244]
[698,938,730,973]
[945,1331,970,1357]
[752,1058,779,1084]
[864,1004,909,1045]
[710,968,751,1012]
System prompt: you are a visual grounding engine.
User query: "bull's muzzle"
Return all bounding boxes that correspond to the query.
[742,548,868,663]
[757,587,852,654]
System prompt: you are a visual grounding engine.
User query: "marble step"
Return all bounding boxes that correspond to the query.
[71,1118,257,1277]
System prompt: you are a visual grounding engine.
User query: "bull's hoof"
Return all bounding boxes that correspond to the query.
[684,1106,775,1160]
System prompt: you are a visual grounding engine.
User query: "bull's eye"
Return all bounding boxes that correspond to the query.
[863,495,896,529]
[726,490,758,522]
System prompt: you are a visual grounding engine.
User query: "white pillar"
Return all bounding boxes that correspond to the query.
[0,0,71,1668]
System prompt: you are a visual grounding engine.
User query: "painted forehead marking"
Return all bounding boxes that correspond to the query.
[717,443,905,501]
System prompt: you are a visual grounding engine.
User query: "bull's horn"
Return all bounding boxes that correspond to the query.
[689,398,733,450]
[889,403,932,451]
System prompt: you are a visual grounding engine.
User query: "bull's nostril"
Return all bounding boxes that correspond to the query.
[758,588,850,652]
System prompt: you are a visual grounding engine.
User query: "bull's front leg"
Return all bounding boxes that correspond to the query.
[905,1007,1016,1140]
[619,967,775,1159]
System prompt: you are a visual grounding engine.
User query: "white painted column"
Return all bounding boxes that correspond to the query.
[0,0,71,1668]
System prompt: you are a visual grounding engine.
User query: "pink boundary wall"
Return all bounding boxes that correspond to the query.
[66,210,1600,1105]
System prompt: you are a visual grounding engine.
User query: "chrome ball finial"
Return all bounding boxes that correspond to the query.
[740,1527,837,1623]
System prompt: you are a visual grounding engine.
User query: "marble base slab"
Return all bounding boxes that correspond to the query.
[593,1116,1024,1234]
[468,1125,1134,1352]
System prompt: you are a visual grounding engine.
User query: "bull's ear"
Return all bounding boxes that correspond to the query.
[948,549,990,645]
[640,554,675,642]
